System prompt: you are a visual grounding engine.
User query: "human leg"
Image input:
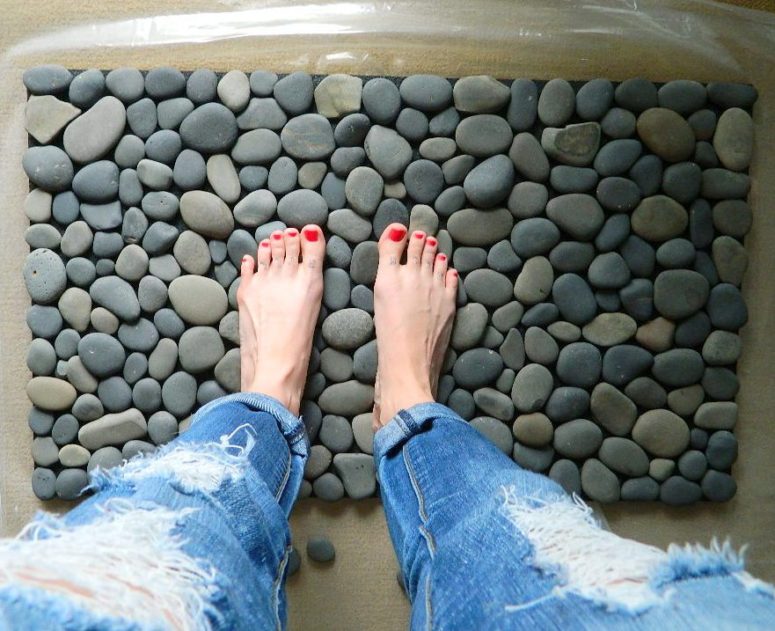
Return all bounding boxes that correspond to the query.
[372,223,775,630]
[0,226,325,630]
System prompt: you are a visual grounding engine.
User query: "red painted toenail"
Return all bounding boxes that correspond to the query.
[261,241,270,248]
[414,231,425,239]
[388,227,406,242]
[451,269,458,276]
[427,237,437,246]
[272,233,282,240]
[437,253,446,261]
[303,228,319,242]
[287,229,298,236]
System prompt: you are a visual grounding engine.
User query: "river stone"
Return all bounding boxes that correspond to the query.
[304,444,333,480]
[277,190,329,228]
[589,382,636,435]
[632,409,690,458]
[601,107,636,138]
[63,96,126,163]
[23,248,67,304]
[312,74,362,119]
[23,145,75,193]
[694,401,738,431]
[322,309,374,351]
[452,348,504,390]
[513,443,554,473]
[712,200,752,239]
[332,453,375,499]
[554,419,602,459]
[78,408,147,450]
[652,269,709,320]
[575,78,614,120]
[168,276,228,325]
[359,125,413,181]
[180,191,234,238]
[461,269,510,308]
[660,476,702,506]
[54,329,80,360]
[542,123,601,167]
[636,108,695,163]
[706,283,748,331]
[545,194,604,241]
[446,208,513,247]
[702,330,742,366]
[320,348,354,383]
[25,94,81,145]
[279,113,335,161]
[631,196,688,243]
[456,115,513,158]
[318,382,374,417]
[706,430,738,470]
[450,303,488,351]
[657,79,706,115]
[614,77,657,112]
[581,459,620,503]
[512,413,553,448]
[713,108,753,172]
[160,371,197,417]
[702,367,739,401]
[53,469,89,501]
[179,103,238,153]
[513,256,553,305]
[707,82,758,109]
[581,313,636,347]
[358,78,400,125]
[136,158,172,190]
[344,166,382,216]
[537,79,575,126]
[510,363,553,413]
[601,344,653,387]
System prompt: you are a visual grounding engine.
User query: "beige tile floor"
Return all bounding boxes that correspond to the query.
[1,1,774,628]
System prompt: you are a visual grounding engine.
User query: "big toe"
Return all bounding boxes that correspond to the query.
[300,225,325,270]
[378,223,408,270]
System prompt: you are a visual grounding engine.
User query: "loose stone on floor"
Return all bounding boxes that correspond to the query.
[21,68,756,506]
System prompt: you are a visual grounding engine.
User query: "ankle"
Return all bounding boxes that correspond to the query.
[377,383,434,427]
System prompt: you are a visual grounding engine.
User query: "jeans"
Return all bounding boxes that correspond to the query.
[1,394,773,630]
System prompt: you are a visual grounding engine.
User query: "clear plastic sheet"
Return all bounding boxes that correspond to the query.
[2,0,775,531]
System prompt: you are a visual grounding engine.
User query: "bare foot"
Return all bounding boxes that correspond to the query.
[372,224,458,429]
[237,225,325,415]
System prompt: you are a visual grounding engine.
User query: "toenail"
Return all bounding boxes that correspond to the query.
[414,231,425,239]
[388,226,406,242]
[261,241,270,248]
[427,237,437,246]
[303,228,319,242]
[437,253,446,261]
[451,269,458,276]
[287,228,298,236]
[272,233,283,240]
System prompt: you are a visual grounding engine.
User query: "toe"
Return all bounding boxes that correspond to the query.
[445,268,459,295]
[407,230,426,267]
[284,228,301,266]
[300,224,325,270]
[257,239,271,274]
[377,223,408,271]
[421,235,438,273]
[270,230,285,268]
[240,254,255,280]
[434,252,448,284]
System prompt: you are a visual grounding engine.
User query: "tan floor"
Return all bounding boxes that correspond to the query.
[1,1,774,629]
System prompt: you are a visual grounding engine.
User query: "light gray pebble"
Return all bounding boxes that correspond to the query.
[537,79,575,126]
[54,329,81,360]
[148,410,178,445]
[24,248,67,304]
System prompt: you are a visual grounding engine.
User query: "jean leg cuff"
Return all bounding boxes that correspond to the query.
[373,402,465,463]
[192,392,309,456]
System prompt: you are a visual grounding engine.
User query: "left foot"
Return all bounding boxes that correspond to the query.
[237,225,325,415]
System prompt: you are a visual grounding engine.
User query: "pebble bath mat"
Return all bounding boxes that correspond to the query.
[20,66,755,505]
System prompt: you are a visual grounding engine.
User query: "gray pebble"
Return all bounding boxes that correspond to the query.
[510,363,552,412]
[507,79,537,131]
[581,459,620,503]
[52,413,80,445]
[660,476,702,506]
[173,149,207,190]
[576,79,614,121]
[512,443,554,472]
[463,269,512,307]
[179,103,238,153]
[24,65,73,95]
[56,469,90,500]
[332,453,375,499]
[456,114,513,157]
[554,419,603,459]
[594,139,643,177]
[280,113,334,160]
[615,78,657,112]
[345,166,383,215]
[537,79,575,126]
[157,98,194,130]
[318,381,374,417]
[145,67,185,99]
[556,342,601,388]
[328,209,372,243]
[23,146,74,193]
[147,410,178,444]
[550,166,598,194]
[658,80,706,115]
[97,376,133,412]
[600,107,637,139]
[126,97,157,139]
[453,348,504,390]
[32,468,57,500]
[322,308,374,350]
[54,329,81,360]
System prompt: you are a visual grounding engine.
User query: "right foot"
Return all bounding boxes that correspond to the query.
[372,224,458,430]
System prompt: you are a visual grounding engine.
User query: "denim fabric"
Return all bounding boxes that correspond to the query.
[1,396,774,631]
[375,403,775,630]
[0,393,308,631]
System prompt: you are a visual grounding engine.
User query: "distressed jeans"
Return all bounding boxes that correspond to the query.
[1,394,773,630]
